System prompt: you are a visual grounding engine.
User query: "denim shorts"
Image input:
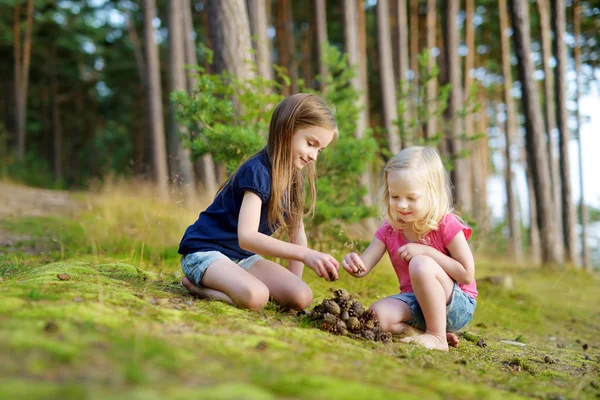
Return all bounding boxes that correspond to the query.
[389,283,476,332]
[181,251,263,286]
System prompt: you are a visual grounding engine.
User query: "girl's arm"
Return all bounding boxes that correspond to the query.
[399,232,475,284]
[238,191,339,280]
[288,221,307,278]
[342,236,387,278]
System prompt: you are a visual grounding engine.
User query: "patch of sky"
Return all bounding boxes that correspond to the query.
[53,12,66,25]
[534,70,545,80]
[94,58,104,72]
[82,41,96,55]
[458,43,468,57]
[96,81,111,97]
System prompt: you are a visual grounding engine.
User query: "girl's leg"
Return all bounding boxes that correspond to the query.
[184,258,270,311]
[247,259,313,310]
[401,255,454,351]
[369,298,413,335]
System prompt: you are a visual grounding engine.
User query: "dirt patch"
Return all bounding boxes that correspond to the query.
[0,182,80,254]
[0,182,80,218]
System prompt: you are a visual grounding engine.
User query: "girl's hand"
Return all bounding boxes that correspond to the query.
[398,243,430,262]
[342,252,366,276]
[304,250,340,281]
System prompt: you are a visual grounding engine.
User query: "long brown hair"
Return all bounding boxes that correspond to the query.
[267,93,337,240]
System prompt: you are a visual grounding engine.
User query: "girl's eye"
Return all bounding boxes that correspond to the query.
[409,197,418,201]
[307,141,314,147]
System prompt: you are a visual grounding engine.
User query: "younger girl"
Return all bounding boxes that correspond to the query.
[179,93,340,311]
[342,146,477,350]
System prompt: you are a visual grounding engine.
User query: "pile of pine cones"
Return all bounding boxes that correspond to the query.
[306,289,392,343]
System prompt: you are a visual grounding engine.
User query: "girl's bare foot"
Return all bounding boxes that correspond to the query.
[400,333,449,351]
[447,332,459,348]
[181,277,235,305]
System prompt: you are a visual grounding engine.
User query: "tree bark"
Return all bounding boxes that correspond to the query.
[498,0,522,262]
[168,0,197,202]
[275,0,298,94]
[508,0,560,264]
[551,0,576,265]
[573,0,591,270]
[464,0,475,214]
[424,0,437,140]
[376,0,400,155]
[183,0,218,196]
[442,0,469,213]
[409,0,419,140]
[14,0,34,161]
[314,0,329,90]
[248,0,274,82]
[397,0,410,146]
[143,0,170,200]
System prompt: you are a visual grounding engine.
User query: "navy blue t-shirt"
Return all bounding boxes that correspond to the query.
[178,148,274,259]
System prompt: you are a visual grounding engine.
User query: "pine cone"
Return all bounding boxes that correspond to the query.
[377,331,393,343]
[333,289,351,301]
[362,330,376,341]
[340,310,350,321]
[337,298,351,312]
[346,317,360,332]
[323,299,341,316]
[351,301,365,317]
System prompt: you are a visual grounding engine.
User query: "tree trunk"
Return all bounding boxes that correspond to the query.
[464,0,476,214]
[275,0,298,94]
[424,0,437,140]
[508,0,560,264]
[551,0,576,265]
[14,0,34,161]
[51,76,62,183]
[473,84,490,234]
[535,0,561,237]
[168,0,197,202]
[183,0,218,197]
[376,0,400,155]
[343,0,377,233]
[409,0,419,140]
[300,22,314,87]
[442,0,469,214]
[143,0,170,200]
[397,0,410,146]
[498,0,522,262]
[314,0,328,90]
[248,0,274,82]
[573,0,591,270]
[207,0,256,81]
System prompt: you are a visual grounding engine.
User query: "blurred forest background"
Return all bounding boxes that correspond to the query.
[1,0,599,268]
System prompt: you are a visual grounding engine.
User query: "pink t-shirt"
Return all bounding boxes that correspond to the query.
[374,213,478,299]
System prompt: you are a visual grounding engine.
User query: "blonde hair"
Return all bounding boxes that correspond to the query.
[380,146,453,240]
[267,93,337,240]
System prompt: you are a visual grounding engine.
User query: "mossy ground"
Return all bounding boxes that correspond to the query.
[0,182,598,399]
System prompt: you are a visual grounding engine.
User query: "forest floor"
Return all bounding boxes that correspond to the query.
[0,181,599,400]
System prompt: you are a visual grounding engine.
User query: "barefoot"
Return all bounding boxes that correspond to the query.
[400,333,449,351]
[447,332,459,348]
[182,277,205,297]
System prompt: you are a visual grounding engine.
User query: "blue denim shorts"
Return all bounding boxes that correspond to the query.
[181,251,263,286]
[389,283,476,332]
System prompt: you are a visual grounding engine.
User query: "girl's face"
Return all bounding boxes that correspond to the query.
[387,169,429,224]
[290,126,336,169]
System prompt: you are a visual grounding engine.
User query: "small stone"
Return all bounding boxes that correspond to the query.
[185,300,193,307]
[476,339,487,348]
[584,354,591,361]
[582,343,588,351]
[57,273,70,281]
[544,355,555,364]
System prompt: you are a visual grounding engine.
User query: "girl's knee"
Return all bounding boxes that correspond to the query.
[408,255,438,277]
[239,284,270,310]
[288,284,313,310]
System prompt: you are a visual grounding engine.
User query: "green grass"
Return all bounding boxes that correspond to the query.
[0,185,599,399]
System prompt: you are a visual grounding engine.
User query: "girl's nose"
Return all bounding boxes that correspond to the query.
[307,151,317,161]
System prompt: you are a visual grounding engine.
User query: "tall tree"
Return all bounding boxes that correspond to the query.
[397,0,410,145]
[442,0,469,213]
[464,0,476,212]
[275,0,298,94]
[499,0,523,261]
[551,0,576,264]
[314,0,328,89]
[207,0,256,81]
[508,0,560,264]
[168,0,196,202]
[424,0,437,140]
[183,0,218,195]
[409,0,419,140]
[248,0,274,81]
[143,0,169,200]
[343,0,377,232]
[376,0,400,155]
[13,0,34,161]
[573,0,591,270]
[536,0,562,248]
